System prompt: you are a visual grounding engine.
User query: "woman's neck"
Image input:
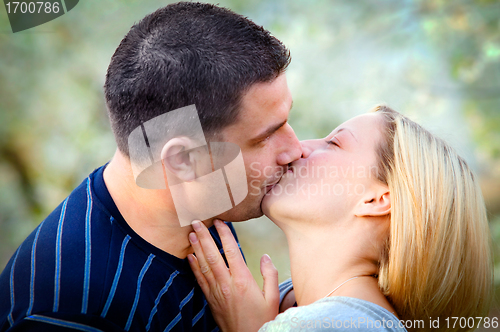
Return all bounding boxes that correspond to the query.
[281,221,392,311]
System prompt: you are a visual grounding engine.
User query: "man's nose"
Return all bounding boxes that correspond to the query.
[276,123,303,166]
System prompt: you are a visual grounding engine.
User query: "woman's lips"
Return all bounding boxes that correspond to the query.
[274,167,294,186]
[265,167,294,193]
[265,182,279,193]
[283,167,294,177]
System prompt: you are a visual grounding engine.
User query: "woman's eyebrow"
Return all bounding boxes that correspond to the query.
[336,128,358,142]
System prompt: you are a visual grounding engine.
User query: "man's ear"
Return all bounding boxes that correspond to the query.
[161,137,199,182]
[354,190,391,217]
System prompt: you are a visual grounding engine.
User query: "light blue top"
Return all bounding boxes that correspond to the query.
[260,295,408,332]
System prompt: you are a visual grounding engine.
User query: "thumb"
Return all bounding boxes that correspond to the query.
[260,254,279,308]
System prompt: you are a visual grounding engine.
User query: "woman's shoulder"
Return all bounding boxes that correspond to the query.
[259,296,408,332]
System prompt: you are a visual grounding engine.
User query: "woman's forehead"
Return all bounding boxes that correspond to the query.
[329,113,383,140]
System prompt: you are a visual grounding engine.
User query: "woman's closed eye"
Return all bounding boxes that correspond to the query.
[327,138,340,147]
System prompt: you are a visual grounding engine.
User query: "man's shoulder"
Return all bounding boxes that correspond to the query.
[44,165,110,226]
[7,165,112,268]
[31,166,115,269]
[0,167,117,321]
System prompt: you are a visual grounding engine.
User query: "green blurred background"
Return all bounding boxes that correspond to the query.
[1,0,499,318]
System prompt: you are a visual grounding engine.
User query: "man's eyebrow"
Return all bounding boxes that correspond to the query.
[250,100,292,143]
[251,119,288,143]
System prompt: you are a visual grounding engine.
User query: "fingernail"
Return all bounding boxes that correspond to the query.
[214,219,221,227]
[192,220,202,231]
[189,232,198,243]
[187,254,194,262]
[262,254,271,263]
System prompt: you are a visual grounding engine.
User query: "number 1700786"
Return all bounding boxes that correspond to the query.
[5,2,60,14]
[444,316,498,329]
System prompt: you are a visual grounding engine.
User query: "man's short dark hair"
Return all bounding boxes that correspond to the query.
[104,1,291,156]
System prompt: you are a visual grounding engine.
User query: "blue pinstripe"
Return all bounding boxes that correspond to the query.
[26,222,44,316]
[26,314,103,332]
[125,254,155,331]
[163,313,181,332]
[7,247,21,326]
[179,288,194,309]
[53,197,68,312]
[145,270,180,331]
[100,235,130,318]
[163,287,195,331]
[191,299,207,327]
[211,326,220,332]
[82,177,93,314]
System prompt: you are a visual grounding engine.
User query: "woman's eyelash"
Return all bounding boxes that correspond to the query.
[327,139,339,147]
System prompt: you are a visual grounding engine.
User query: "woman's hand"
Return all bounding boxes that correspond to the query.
[187,219,279,332]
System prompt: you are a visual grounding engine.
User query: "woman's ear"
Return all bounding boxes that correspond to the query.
[355,190,391,217]
[161,137,199,182]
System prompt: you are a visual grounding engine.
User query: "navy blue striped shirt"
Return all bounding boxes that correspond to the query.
[0,165,242,331]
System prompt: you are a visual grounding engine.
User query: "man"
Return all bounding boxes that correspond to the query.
[0,2,301,331]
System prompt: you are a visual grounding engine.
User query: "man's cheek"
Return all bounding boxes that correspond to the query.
[248,163,270,184]
[248,161,262,179]
[249,179,262,196]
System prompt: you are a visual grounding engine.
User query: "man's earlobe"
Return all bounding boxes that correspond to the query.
[161,137,197,182]
[355,192,391,217]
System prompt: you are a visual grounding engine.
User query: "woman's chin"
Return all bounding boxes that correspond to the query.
[261,191,274,218]
[262,196,293,231]
[261,186,287,221]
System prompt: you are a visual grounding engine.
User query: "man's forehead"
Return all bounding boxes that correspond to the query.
[217,74,292,140]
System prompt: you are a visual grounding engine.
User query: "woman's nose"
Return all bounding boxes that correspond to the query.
[300,139,322,159]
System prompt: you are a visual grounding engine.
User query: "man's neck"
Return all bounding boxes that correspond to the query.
[103,150,195,259]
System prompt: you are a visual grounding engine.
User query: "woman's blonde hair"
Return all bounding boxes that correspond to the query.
[373,106,493,331]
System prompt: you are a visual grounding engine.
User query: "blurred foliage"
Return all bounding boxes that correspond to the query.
[418,0,500,163]
[0,0,499,310]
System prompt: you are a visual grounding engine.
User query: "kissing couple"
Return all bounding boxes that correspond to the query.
[0,3,492,332]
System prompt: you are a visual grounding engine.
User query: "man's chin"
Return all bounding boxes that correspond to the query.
[215,197,264,222]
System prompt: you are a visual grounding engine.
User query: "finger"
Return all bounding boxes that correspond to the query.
[260,254,279,308]
[189,231,217,287]
[191,220,231,283]
[214,219,248,278]
[187,253,210,295]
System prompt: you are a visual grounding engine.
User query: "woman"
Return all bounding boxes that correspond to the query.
[187,106,493,332]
